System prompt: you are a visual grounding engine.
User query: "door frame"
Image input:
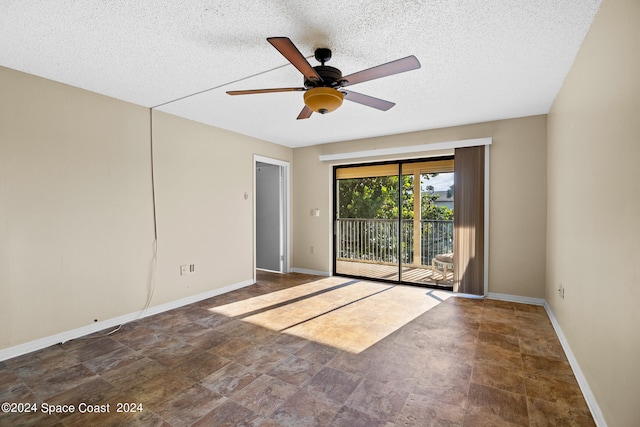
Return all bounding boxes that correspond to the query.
[254,155,290,280]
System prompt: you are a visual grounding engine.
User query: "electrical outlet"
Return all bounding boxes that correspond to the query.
[310,246,315,254]
[189,264,195,273]
[558,283,565,299]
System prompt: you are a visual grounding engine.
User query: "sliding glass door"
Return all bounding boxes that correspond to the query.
[334,157,455,287]
[335,163,401,281]
[399,161,455,286]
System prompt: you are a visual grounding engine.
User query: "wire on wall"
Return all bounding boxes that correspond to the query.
[65,109,159,342]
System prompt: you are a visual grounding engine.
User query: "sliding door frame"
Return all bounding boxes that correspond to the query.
[330,142,490,296]
[332,155,456,288]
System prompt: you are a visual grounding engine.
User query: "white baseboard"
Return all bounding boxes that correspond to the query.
[544,302,607,427]
[0,311,144,363]
[256,268,282,274]
[486,292,545,306]
[0,279,254,362]
[290,267,331,276]
[141,279,254,319]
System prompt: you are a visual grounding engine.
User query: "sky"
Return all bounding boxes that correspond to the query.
[423,172,454,191]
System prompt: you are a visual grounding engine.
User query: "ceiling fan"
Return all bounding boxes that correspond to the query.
[227,37,421,120]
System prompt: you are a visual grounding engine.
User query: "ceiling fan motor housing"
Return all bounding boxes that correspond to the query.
[305,65,346,89]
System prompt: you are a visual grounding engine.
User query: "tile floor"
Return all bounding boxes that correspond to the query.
[0,271,595,426]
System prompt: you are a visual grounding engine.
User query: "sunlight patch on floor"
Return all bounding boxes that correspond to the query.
[209,277,453,353]
[209,276,352,317]
[284,284,452,353]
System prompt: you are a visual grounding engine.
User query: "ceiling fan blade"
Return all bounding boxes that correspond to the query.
[341,55,421,86]
[342,90,395,111]
[267,37,322,82]
[296,105,313,120]
[227,87,305,95]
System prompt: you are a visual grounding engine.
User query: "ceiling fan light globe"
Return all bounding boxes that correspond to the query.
[303,87,344,114]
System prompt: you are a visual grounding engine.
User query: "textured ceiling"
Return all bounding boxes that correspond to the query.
[0,1,601,147]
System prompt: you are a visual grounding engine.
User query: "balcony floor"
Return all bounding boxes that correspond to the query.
[336,259,453,287]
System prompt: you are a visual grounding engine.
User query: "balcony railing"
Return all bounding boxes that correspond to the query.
[336,218,453,266]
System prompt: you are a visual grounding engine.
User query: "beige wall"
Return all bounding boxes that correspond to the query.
[0,67,155,348]
[547,0,640,425]
[151,110,292,305]
[0,66,292,351]
[292,115,547,298]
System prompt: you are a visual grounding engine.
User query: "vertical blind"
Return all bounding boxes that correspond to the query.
[453,146,485,295]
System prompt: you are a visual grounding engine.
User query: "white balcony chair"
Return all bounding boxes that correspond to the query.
[431,253,454,282]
